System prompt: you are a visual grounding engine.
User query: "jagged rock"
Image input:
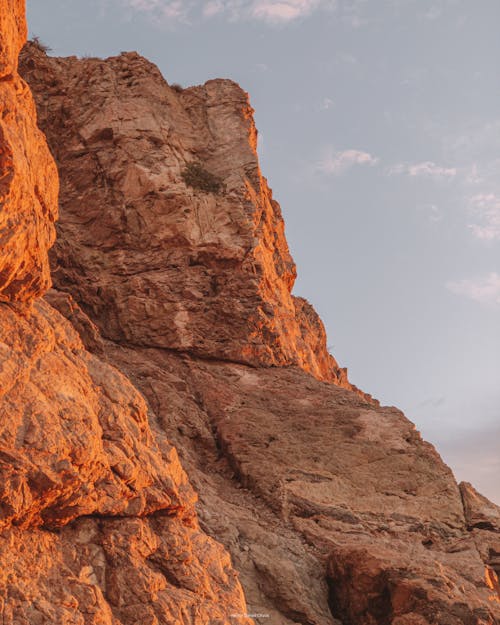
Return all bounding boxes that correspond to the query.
[0,296,252,624]
[0,4,252,622]
[0,1,58,303]
[44,287,105,355]
[0,299,193,530]
[461,482,500,605]
[20,34,500,625]
[461,482,500,532]
[0,518,249,625]
[19,43,372,397]
[104,348,500,624]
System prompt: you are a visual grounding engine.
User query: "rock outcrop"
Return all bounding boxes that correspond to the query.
[0,4,252,623]
[0,1,57,302]
[18,45,370,393]
[0,301,250,625]
[19,40,500,625]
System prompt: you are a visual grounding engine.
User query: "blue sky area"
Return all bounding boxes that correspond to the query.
[27,0,500,502]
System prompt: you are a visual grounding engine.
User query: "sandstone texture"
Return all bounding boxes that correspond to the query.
[0,5,252,623]
[20,41,500,625]
[0,1,58,303]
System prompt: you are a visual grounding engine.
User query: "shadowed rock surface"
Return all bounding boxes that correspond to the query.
[20,40,500,625]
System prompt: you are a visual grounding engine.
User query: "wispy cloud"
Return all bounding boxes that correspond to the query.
[447,272,500,306]
[125,0,161,9]
[443,120,500,161]
[122,0,338,23]
[417,203,443,223]
[423,5,442,20]
[465,163,484,185]
[340,0,368,28]
[318,97,334,110]
[388,161,457,180]
[316,148,379,175]
[122,0,192,21]
[416,395,446,409]
[467,193,500,241]
[203,0,225,17]
[250,0,335,22]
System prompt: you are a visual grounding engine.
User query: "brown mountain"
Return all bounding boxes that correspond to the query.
[0,1,499,622]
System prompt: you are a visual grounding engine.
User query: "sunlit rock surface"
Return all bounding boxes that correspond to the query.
[20,41,500,625]
[0,4,252,623]
[19,43,372,395]
[0,1,57,303]
[0,301,250,624]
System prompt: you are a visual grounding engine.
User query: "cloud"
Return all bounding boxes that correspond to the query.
[250,0,332,22]
[319,97,334,110]
[443,120,500,160]
[202,0,225,16]
[423,5,442,20]
[122,0,338,23]
[316,148,379,175]
[121,0,192,21]
[340,0,368,27]
[418,203,442,223]
[446,272,500,306]
[467,193,500,241]
[465,163,484,185]
[125,0,160,8]
[416,395,446,409]
[388,161,457,180]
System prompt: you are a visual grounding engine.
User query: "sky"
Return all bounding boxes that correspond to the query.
[26,0,500,503]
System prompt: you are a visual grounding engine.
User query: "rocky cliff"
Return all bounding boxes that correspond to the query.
[17,44,371,394]
[0,6,498,623]
[0,4,251,624]
[18,39,500,625]
[0,0,57,302]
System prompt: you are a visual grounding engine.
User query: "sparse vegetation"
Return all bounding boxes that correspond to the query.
[181,162,224,194]
[170,83,184,93]
[29,36,52,53]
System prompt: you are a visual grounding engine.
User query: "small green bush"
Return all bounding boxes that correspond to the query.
[30,36,52,53]
[181,162,223,194]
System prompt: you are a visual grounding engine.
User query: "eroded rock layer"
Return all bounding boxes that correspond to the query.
[20,42,500,625]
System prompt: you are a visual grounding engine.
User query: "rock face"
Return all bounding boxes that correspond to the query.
[18,44,370,393]
[0,301,250,624]
[0,1,58,303]
[0,5,252,623]
[20,40,500,625]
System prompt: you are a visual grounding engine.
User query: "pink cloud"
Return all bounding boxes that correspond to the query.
[317,148,379,175]
[447,273,500,306]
